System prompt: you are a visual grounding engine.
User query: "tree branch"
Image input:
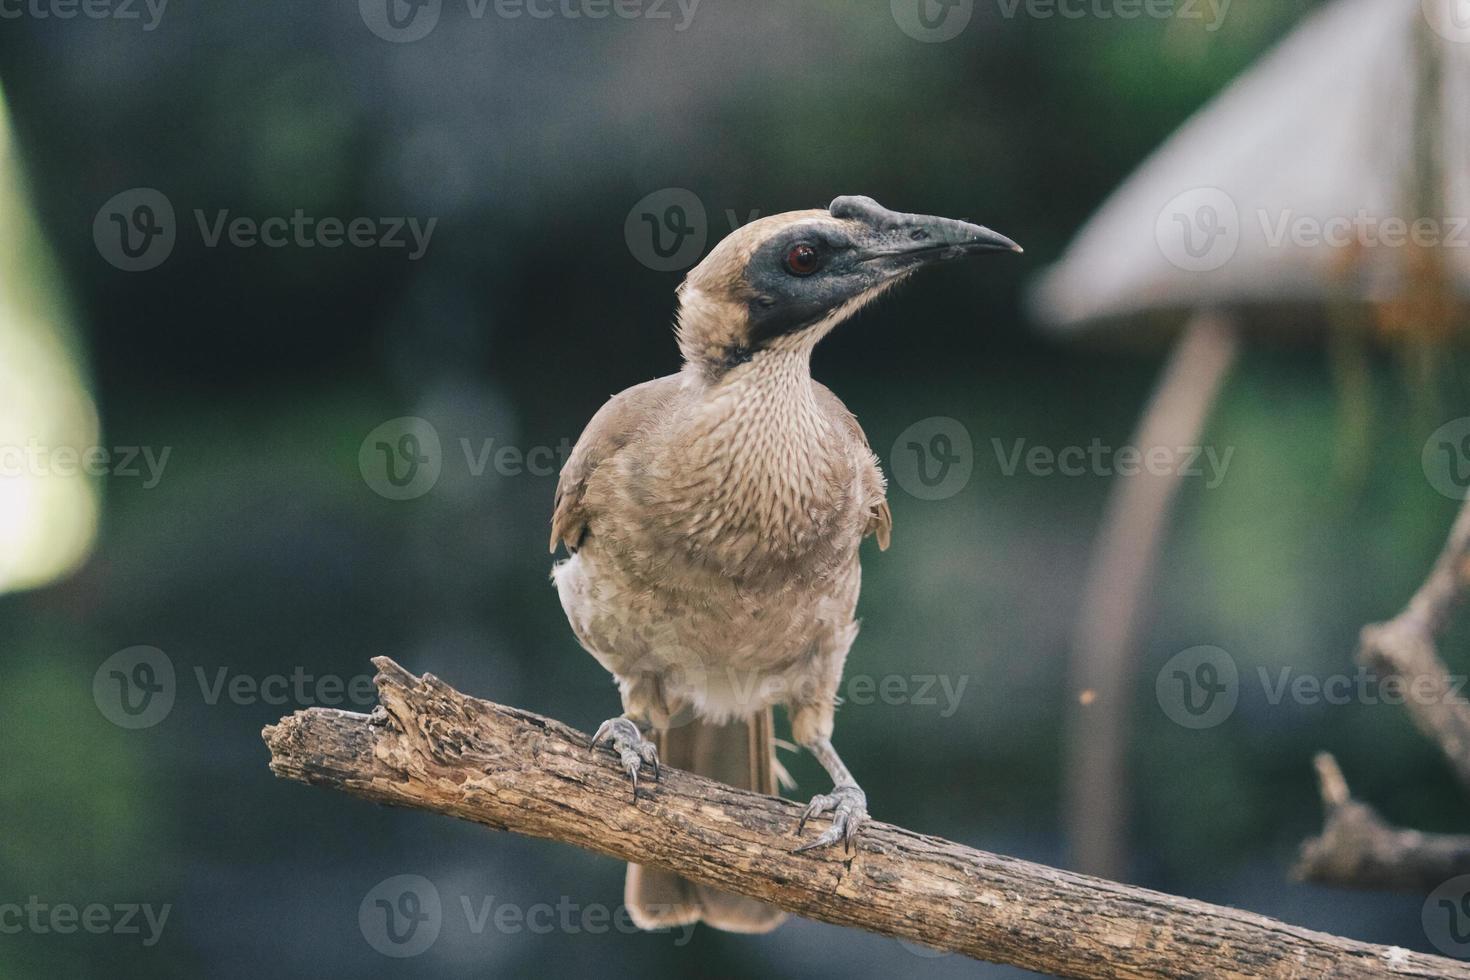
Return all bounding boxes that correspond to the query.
[1295,753,1470,891]
[1356,495,1470,791]
[1298,497,1470,891]
[263,658,1464,979]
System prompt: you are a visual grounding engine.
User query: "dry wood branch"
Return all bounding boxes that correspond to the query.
[263,658,1466,979]
[1296,753,1470,892]
[1299,496,1470,893]
[1356,496,1470,790]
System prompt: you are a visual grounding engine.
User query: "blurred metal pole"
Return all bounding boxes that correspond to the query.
[1062,310,1240,880]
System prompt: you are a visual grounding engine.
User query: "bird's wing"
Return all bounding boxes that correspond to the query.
[550,373,684,554]
[813,381,892,551]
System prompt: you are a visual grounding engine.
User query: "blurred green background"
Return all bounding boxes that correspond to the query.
[3,0,1470,976]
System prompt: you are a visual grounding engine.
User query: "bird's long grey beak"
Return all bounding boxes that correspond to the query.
[830,195,1022,275]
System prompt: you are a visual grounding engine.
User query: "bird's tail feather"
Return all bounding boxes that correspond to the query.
[625,708,788,934]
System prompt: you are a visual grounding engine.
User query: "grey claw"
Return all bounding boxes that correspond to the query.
[590,717,619,749]
[793,784,868,854]
[794,826,843,854]
[797,794,831,835]
[591,716,658,800]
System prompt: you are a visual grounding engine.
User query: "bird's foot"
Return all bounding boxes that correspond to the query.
[590,716,659,801]
[794,783,867,853]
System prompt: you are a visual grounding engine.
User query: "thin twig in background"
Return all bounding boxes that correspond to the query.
[1299,495,1470,890]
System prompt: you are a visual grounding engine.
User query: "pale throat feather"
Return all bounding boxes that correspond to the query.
[676,342,843,554]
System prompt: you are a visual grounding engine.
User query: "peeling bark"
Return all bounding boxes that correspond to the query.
[263,658,1464,978]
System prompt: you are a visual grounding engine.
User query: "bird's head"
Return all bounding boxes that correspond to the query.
[675,195,1020,377]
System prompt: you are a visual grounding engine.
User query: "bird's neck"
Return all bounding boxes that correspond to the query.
[686,344,826,447]
[668,346,844,563]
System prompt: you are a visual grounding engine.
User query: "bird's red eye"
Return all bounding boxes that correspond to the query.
[785,243,819,276]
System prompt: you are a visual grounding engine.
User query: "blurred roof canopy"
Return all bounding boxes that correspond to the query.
[1031,0,1470,338]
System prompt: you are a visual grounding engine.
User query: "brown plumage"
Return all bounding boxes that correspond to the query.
[551,196,1019,932]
